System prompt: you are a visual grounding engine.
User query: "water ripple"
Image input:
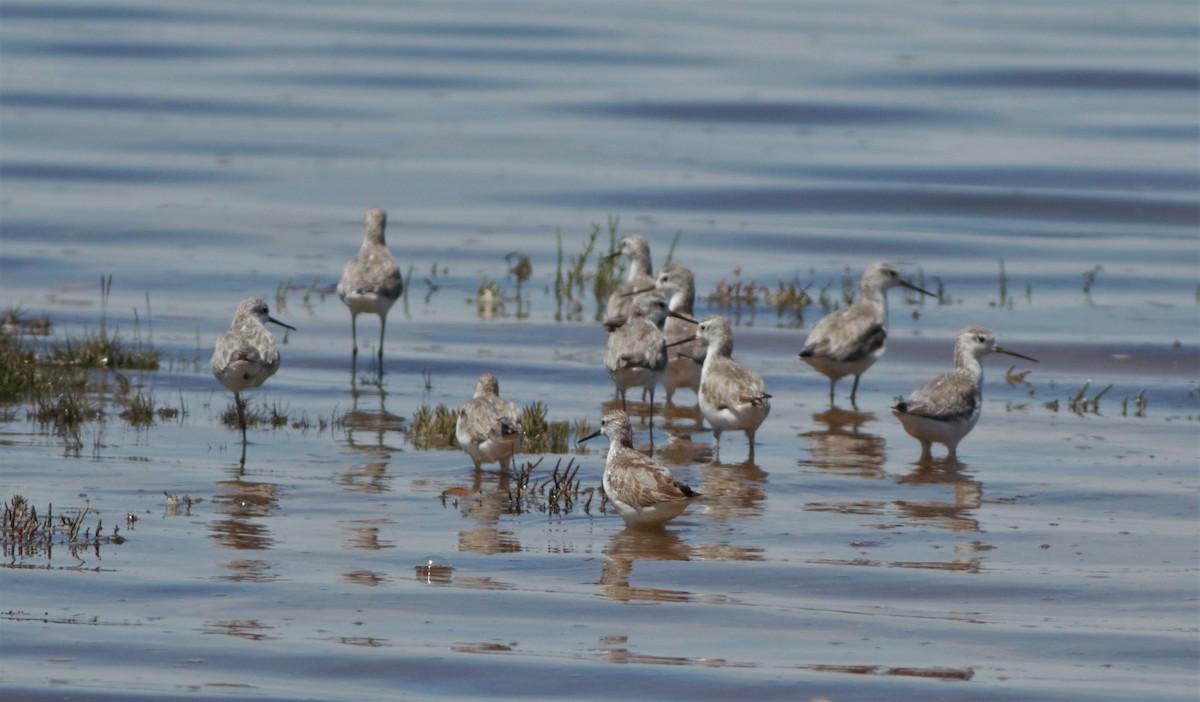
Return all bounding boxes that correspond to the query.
[0,162,250,185]
[0,90,372,119]
[873,68,1200,92]
[567,100,978,126]
[540,186,1200,226]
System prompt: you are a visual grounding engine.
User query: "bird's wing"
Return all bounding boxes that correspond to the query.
[801,306,886,362]
[896,372,978,422]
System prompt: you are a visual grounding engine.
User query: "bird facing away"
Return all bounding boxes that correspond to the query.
[211,297,296,438]
[605,294,671,422]
[337,207,404,369]
[580,409,700,528]
[651,262,704,407]
[676,315,771,463]
[798,261,936,407]
[892,326,1037,463]
[455,373,524,472]
[602,234,656,329]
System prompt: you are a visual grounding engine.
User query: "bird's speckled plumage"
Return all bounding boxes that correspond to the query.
[455,373,523,471]
[605,295,670,416]
[602,234,656,328]
[892,325,1037,462]
[337,208,404,364]
[580,410,699,527]
[655,262,704,406]
[689,315,770,462]
[211,297,295,435]
[798,262,934,406]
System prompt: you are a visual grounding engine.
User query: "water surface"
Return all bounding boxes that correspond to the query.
[1,1,1197,700]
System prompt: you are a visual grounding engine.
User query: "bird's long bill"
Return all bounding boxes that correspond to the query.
[578,428,602,444]
[665,334,697,348]
[995,345,1038,362]
[621,286,657,297]
[667,310,698,324]
[901,280,938,298]
[268,316,297,331]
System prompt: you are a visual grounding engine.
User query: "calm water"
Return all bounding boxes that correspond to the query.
[1,1,1198,700]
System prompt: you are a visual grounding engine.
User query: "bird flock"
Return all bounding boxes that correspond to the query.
[212,209,1038,528]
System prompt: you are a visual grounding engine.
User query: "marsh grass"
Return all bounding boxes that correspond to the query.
[521,401,572,454]
[0,334,39,399]
[500,457,592,517]
[44,278,160,371]
[2,307,51,336]
[410,403,460,449]
[219,398,298,431]
[118,387,157,427]
[410,401,584,454]
[553,217,625,323]
[2,495,125,562]
[705,269,814,327]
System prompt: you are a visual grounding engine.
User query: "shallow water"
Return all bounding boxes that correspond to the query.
[1,1,1198,700]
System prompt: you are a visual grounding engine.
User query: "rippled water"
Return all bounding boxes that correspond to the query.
[2,1,1198,701]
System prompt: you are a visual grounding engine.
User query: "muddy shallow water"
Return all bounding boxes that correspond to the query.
[1,1,1198,700]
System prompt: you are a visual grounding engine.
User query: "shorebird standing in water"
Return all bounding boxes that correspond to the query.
[652,262,704,408]
[580,409,700,528]
[892,326,1037,463]
[211,297,295,441]
[798,262,936,407]
[337,207,404,371]
[673,315,771,463]
[602,234,656,329]
[604,294,671,425]
[455,373,524,472]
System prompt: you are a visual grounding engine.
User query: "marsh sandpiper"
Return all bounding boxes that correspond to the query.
[653,262,704,407]
[455,373,524,471]
[605,294,671,423]
[799,262,936,407]
[674,315,771,463]
[337,207,404,369]
[892,325,1037,462]
[211,297,295,438]
[602,234,656,329]
[580,409,700,527]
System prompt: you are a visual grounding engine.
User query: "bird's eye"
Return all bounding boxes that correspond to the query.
[976,335,986,343]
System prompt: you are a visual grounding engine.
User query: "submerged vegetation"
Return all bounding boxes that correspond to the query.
[440,456,593,518]
[2,495,125,563]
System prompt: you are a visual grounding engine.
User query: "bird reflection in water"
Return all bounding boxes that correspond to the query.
[800,406,886,480]
[598,526,764,603]
[211,479,278,547]
[698,458,768,520]
[599,527,693,603]
[894,459,984,534]
[337,382,405,493]
[446,464,522,556]
[211,478,280,580]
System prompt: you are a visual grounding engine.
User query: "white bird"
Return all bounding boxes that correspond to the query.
[337,207,404,369]
[602,234,655,329]
[211,297,295,438]
[892,326,1037,463]
[604,294,670,423]
[798,262,935,407]
[455,373,524,471]
[675,315,771,463]
[580,409,700,528]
